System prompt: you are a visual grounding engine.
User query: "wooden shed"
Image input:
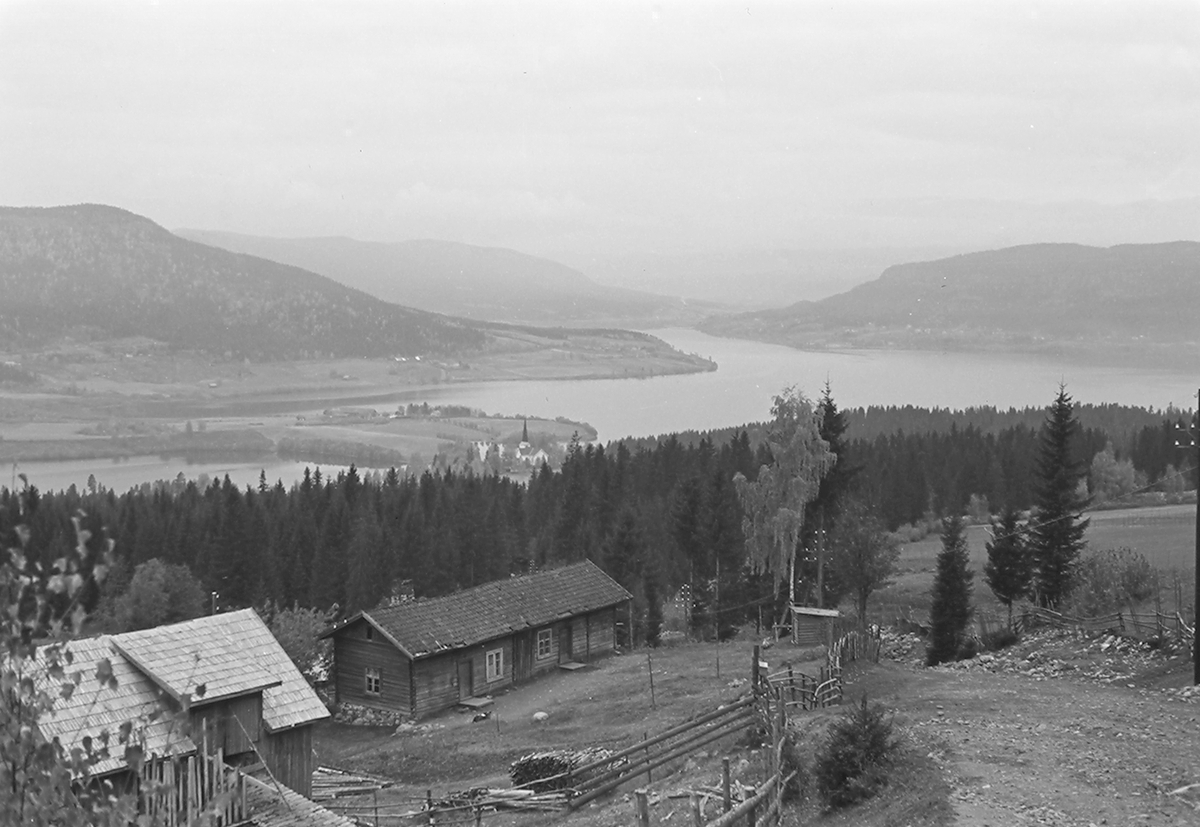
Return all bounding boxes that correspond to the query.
[323,560,632,719]
[31,609,335,821]
[791,605,842,648]
[110,609,330,797]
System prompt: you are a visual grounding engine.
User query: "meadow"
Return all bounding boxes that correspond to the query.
[873,503,1197,624]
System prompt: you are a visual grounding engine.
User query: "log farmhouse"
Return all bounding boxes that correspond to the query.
[33,609,345,825]
[324,560,632,719]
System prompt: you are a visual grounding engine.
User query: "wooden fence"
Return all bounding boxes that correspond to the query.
[1015,606,1195,650]
[568,694,760,809]
[766,627,881,712]
[138,748,246,827]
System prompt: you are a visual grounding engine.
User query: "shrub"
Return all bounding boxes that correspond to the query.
[815,696,899,808]
[1065,547,1157,616]
[980,627,1020,652]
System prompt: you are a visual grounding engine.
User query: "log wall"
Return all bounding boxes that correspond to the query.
[413,638,513,718]
[333,619,412,715]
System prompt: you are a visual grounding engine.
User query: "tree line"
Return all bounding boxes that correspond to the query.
[0,393,1192,644]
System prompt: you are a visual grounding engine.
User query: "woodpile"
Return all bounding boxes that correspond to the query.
[509,748,623,792]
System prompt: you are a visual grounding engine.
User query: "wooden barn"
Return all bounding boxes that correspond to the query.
[36,609,330,804]
[323,560,632,719]
[111,609,330,797]
[790,605,842,647]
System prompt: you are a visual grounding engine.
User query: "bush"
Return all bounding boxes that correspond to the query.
[980,627,1020,651]
[814,696,899,808]
[1065,548,1157,616]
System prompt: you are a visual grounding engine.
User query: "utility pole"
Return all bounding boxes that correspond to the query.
[1174,393,1200,685]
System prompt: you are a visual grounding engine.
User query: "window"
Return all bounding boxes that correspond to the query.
[485,648,504,682]
[536,629,553,659]
[365,667,381,695]
[365,625,374,641]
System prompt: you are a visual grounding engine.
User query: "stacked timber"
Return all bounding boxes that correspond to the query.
[510,748,622,792]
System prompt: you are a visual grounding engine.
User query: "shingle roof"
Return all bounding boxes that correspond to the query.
[112,613,281,704]
[33,636,197,776]
[244,776,357,827]
[338,560,632,658]
[112,609,328,732]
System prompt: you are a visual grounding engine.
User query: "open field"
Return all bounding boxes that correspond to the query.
[872,504,1197,625]
[0,329,706,474]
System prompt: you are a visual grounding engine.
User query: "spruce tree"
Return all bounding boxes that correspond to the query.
[927,514,973,666]
[1029,385,1090,607]
[983,505,1032,627]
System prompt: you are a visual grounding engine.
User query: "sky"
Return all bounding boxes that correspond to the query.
[2,1,1198,269]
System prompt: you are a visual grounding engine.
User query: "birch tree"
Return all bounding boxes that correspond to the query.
[734,387,836,606]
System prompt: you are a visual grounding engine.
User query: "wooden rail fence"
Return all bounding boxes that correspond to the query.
[766,627,881,712]
[1016,606,1195,651]
[567,694,760,809]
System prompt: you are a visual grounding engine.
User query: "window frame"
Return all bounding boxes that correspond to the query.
[365,666,381,695]
[485,648,504,682]
[536,628,553,659]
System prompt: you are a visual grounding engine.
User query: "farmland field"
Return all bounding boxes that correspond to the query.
[872,503,1197,624]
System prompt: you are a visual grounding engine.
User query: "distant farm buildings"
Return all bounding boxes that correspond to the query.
[322,561,631,719]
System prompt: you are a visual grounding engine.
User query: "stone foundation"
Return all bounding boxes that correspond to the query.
[335,702,408,727]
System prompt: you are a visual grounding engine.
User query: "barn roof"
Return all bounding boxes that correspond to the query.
[112,609,329,732]
[32,636,197,776]
[327,560,632,658]
[27,610,326,779]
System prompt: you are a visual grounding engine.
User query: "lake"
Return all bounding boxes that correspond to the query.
[12,329,1197,493]
[388,328,1198,440]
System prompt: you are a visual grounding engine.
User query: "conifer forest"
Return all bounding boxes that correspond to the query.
[1,395,1193,640]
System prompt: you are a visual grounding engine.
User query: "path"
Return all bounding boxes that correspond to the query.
[849,661,1200,826]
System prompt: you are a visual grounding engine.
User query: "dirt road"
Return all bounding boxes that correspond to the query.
[849,660,1200,827]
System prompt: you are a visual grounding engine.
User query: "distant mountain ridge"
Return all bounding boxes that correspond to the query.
[176,230,702,326]
[0,204,488,359]
[699,242,1200,358]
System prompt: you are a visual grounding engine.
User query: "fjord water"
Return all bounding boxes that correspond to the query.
[398,328,1197,441]
[14,329,1196,493]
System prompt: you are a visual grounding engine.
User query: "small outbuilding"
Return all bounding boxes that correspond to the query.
[323,560,632,719]
[790,605,842,648]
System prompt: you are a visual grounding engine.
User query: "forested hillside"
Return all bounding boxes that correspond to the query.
[699,242,1200,360]
[3,398,1191,641]
[177,230,699,326]
[0,205,487,359]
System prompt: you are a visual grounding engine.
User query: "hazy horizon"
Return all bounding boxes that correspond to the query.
[3,1,1197,272]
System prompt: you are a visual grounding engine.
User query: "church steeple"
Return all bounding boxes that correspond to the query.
[522,417,529,443]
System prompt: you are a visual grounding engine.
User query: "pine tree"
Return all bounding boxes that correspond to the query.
[983,506,1032,627]
[927,514,973,666]
[801,382,858,607]
[1029,386,1090,607]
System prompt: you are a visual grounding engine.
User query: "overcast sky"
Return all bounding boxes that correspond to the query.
[2,1,1197,265]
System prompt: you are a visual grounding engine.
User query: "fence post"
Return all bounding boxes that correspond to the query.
[751,644,761,692]
[426,790,434,825]
[644,730,652,784]
[691,793,703,826]
[722,757,732,813]
[634,788,650,827]
[747,784,757,827]
[647,652,656,709]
